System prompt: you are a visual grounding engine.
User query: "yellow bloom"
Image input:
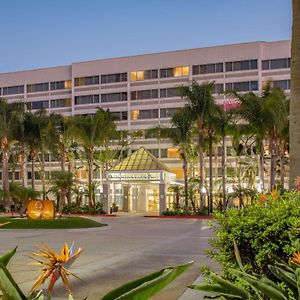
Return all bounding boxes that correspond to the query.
[290,252,300,265]
[30,242,82,294]
[270,190,279,200]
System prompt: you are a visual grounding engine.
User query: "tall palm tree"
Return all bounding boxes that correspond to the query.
[214,102,238,211]
[0,99,25,209]
[289,0,300,189]
[147,106,194,210]
[49,170,75,213]
[181,81,215,210]
[68,109,116,207]
[23,110,49,193]
[263,88,288,190]
[229,91,267,191]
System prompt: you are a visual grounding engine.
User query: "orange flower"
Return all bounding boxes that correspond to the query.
[290,252,300,265]
[30,242,82,294]
[258,194,267,202]
[270,190,279,200]
[294,177,300,192]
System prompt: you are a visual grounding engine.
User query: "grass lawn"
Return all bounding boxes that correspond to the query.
[0,216,106,229]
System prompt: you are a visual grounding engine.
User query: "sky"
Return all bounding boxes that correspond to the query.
[0,0,292,73]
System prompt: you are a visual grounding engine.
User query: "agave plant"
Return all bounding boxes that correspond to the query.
[189,240,300,300]
[30,242,82,294]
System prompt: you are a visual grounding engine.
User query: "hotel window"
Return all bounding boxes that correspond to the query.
[225,59,257,72]
[131,89,158,100]
[160,149,167,158]
[2,85,24,95]
[50,98,71,108]
[74,76,99,86]
[160,107,178,118]
[160,87,181,98]
[27,100,49,110]
[160,66,189,78]
[101,73,127,84]
[167,148,179,158]
[148,149,159,158]
[111,111,128,121]
[131,109,159,120]
[262,58,290,70]
[130,69,158,81]
[213,83,224,94]
[50,80,72,90]
[74,94,100,105]
[101,92,127,103]
[27,82,49,93]
[225,81,258,92]
[193,63,223,75]
[273,80,290,90]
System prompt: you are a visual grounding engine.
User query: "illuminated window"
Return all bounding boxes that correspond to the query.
[131,110,139,120]
[64,80,72,89]
[167,148,179,158]
[173,66,189,77]
[130,69,158,81]
[170,167,183,179]
[160,66,189,78]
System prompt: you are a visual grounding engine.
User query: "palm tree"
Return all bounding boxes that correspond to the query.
[214,102,238,211]
[0,99,25,209]
[229,91,267,192]
[147,106,194,210]
[181,81,215,210]
[263,88,288,190]
[23,110,49,194]
[49,170,75,213]
[289,0,300,189]
[68,109,117,207]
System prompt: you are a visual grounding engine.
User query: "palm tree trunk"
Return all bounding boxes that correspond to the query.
[208,129,213,214]
[31,152,36,190]
[259,143,265,191]
[182,155,189,210]
[221,135,227,211]
[198,131,205,209]
[270,140,276,191]
[60,140,65,172]
[2,148,11,210]
[87,150,94,207]
[289,0,300,189]
[20,149,27,187]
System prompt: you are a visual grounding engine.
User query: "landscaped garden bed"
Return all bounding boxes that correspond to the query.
[0,216,105,229]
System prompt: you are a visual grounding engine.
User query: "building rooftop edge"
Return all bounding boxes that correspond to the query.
[0,39,291,76]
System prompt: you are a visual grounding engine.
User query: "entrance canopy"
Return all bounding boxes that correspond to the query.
[107,147,176,184]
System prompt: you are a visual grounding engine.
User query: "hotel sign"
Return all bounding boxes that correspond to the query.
[107,172,161,181]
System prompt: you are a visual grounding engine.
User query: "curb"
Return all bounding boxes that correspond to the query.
[143,215,213,219]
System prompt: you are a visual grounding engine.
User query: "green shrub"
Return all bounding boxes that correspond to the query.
[62,201,106,214]
[162,206,208,216]
[208,192,300,277]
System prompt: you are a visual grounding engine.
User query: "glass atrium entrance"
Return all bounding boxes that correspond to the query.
[105,147,177,215]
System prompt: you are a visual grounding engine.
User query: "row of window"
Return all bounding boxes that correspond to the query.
[72,81,258,105]
[26,98,71,110]
[131,108,178,120]
[262,58,290,70]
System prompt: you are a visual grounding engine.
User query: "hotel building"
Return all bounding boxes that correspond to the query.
[0,40,291,212]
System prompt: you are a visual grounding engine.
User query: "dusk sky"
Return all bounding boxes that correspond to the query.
[0,0,292,73]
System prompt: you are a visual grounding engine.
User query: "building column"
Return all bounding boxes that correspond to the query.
[102,183,110,214]
[123,185,130,212]
[159,183,166,215]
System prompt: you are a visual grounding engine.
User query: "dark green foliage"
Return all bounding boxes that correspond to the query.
[62,202,107,215]
[0,216,104,229]
[162,207,209,216]
[208,192,300,278]
[101,261,193,300]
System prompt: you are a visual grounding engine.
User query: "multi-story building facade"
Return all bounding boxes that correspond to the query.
[0,40,291,211]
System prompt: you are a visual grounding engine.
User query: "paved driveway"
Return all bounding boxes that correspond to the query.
[0,216,215,299]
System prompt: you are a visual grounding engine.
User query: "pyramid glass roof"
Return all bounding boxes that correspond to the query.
[110,147,172,172]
